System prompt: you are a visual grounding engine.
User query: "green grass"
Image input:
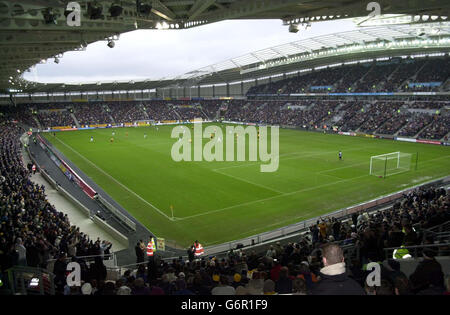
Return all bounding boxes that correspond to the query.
[43,124,450,247]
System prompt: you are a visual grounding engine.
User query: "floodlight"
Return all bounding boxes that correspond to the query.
[289,24,299,33]
[88,2,103,19]
[136,1,152,15]
[42,8,57,24]
[109,4,123,17]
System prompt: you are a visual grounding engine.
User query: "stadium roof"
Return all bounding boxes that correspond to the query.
[13,21,450,94]
[2,0,450,93]
[188,22,450,80]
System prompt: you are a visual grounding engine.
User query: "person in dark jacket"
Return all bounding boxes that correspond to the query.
[135,242,145,263]
[409,248,444,294]
[89,257,107,283]
[275,266,292,294]
[187,245,195,262]
[310,244,365,295]
[53,252,68,295]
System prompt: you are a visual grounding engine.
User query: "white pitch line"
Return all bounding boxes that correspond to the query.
[212,168,285,194]
[52,137,173,221]
[211,145,377,172]
[317,161,368,174]
[176,173,369,221]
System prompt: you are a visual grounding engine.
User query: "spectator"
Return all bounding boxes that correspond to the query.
[211,275,235,295]
[275,267,292,294]
[263,279,277,295]
[131,278,151,295]
[393,274,412,295]
[310,244,365,295]
[292,277,307,295]
[375,279,394,295]
[409,248,445,294]
[15,238,27,266]
[135,242,145,263]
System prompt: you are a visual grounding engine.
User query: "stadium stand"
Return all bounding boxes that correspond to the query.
[2,101,448,295]
[108,102,146,124]
[75,104,113,126]
[14,94,449,141]
[0,117,113,294]
[37,110,75,128]
[50,185,448,295]
[247,57,449,95]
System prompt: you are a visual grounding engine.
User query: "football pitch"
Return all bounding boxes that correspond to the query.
[43,124,450,247]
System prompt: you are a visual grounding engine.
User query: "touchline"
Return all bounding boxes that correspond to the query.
[170,122,279,172]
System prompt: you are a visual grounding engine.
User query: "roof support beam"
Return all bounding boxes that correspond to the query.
[151,0,177,21]
[290,42,313,53]
[188,0,216,20]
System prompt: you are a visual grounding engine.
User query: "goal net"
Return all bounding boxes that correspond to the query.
[370,152,412,177]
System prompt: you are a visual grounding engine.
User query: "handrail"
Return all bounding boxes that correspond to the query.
[7,265,55,295]
[423,220,450,233]
[203,176,449,256]
[46,253,116,263]
[383,243,450,251]
[383,242,450,259]
[422,220,450,242]
[97,194,137,231]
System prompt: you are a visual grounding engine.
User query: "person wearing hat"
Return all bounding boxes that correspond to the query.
[235,285,248,295]
[231,273,241,288]
[212,274,220,283]
[81,282,93,295]
[211,275,235,295]
[409,248,445,294]
[263,279,277,295]
[116,285,132,295]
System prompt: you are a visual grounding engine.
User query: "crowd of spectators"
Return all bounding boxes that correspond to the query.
[397,113,434,138]
[61,186,449,296]
[418,114,450,140]
[201,101,223,120]
[414,58,450,84]
[0,107,449,296]
[377,113,411,135]
[0,105,39,129]
[173,106,206,121]
[108,102,146,124]
[6,96,449,139]
[335,65,374,92]
[37,110,75,128]
[143,101,179,121]
[354,62,398,92]
[409,101,447,110]
[0,119,113,295]
[358,102,402,133]
[387,59,427,91]
[335,102,370,132]
[247,57,449,95]
[75,104,113,125]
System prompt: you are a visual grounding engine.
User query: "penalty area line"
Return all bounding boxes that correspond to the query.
[176,173,369,221]
[212,168,285,194]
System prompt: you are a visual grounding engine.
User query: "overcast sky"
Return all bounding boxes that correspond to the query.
[24,18,358,84]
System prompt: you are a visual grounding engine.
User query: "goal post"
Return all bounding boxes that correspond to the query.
[370,152,413,178]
